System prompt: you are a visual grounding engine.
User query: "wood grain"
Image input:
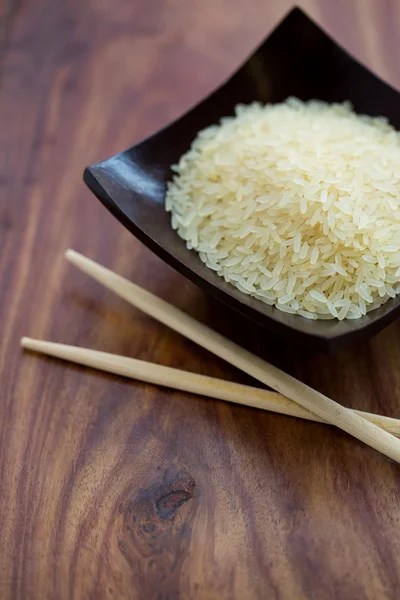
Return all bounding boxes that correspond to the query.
[1,1,400,599]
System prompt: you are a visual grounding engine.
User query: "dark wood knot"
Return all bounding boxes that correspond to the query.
[156,489,192,519]
[116,467,199,597]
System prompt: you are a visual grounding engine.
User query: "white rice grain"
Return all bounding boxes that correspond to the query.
[166,98,400,319]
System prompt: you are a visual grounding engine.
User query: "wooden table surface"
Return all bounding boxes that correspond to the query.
[2,1,400,598]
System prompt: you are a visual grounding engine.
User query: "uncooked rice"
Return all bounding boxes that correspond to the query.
[165,98,400,320]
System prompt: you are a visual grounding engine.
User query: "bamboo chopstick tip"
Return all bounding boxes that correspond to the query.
[21,336,32,348]
[65,248,78,262]
[65,249,93,270]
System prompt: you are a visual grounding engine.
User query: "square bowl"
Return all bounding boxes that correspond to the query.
[84,7,400,353]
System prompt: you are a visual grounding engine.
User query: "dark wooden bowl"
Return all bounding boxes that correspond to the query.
[84,7,400,353]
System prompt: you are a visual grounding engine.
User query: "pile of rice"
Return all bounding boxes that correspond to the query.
[165,98,400,320]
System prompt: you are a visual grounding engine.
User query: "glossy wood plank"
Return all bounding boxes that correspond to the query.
[1,1,400,599]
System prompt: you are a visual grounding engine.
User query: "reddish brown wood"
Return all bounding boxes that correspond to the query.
[1,1,400,599]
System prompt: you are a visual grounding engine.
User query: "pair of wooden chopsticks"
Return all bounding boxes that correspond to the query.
[21,249,400,462]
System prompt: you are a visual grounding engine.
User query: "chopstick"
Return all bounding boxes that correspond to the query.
[21,336,400,436]
[65,249,400,462]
